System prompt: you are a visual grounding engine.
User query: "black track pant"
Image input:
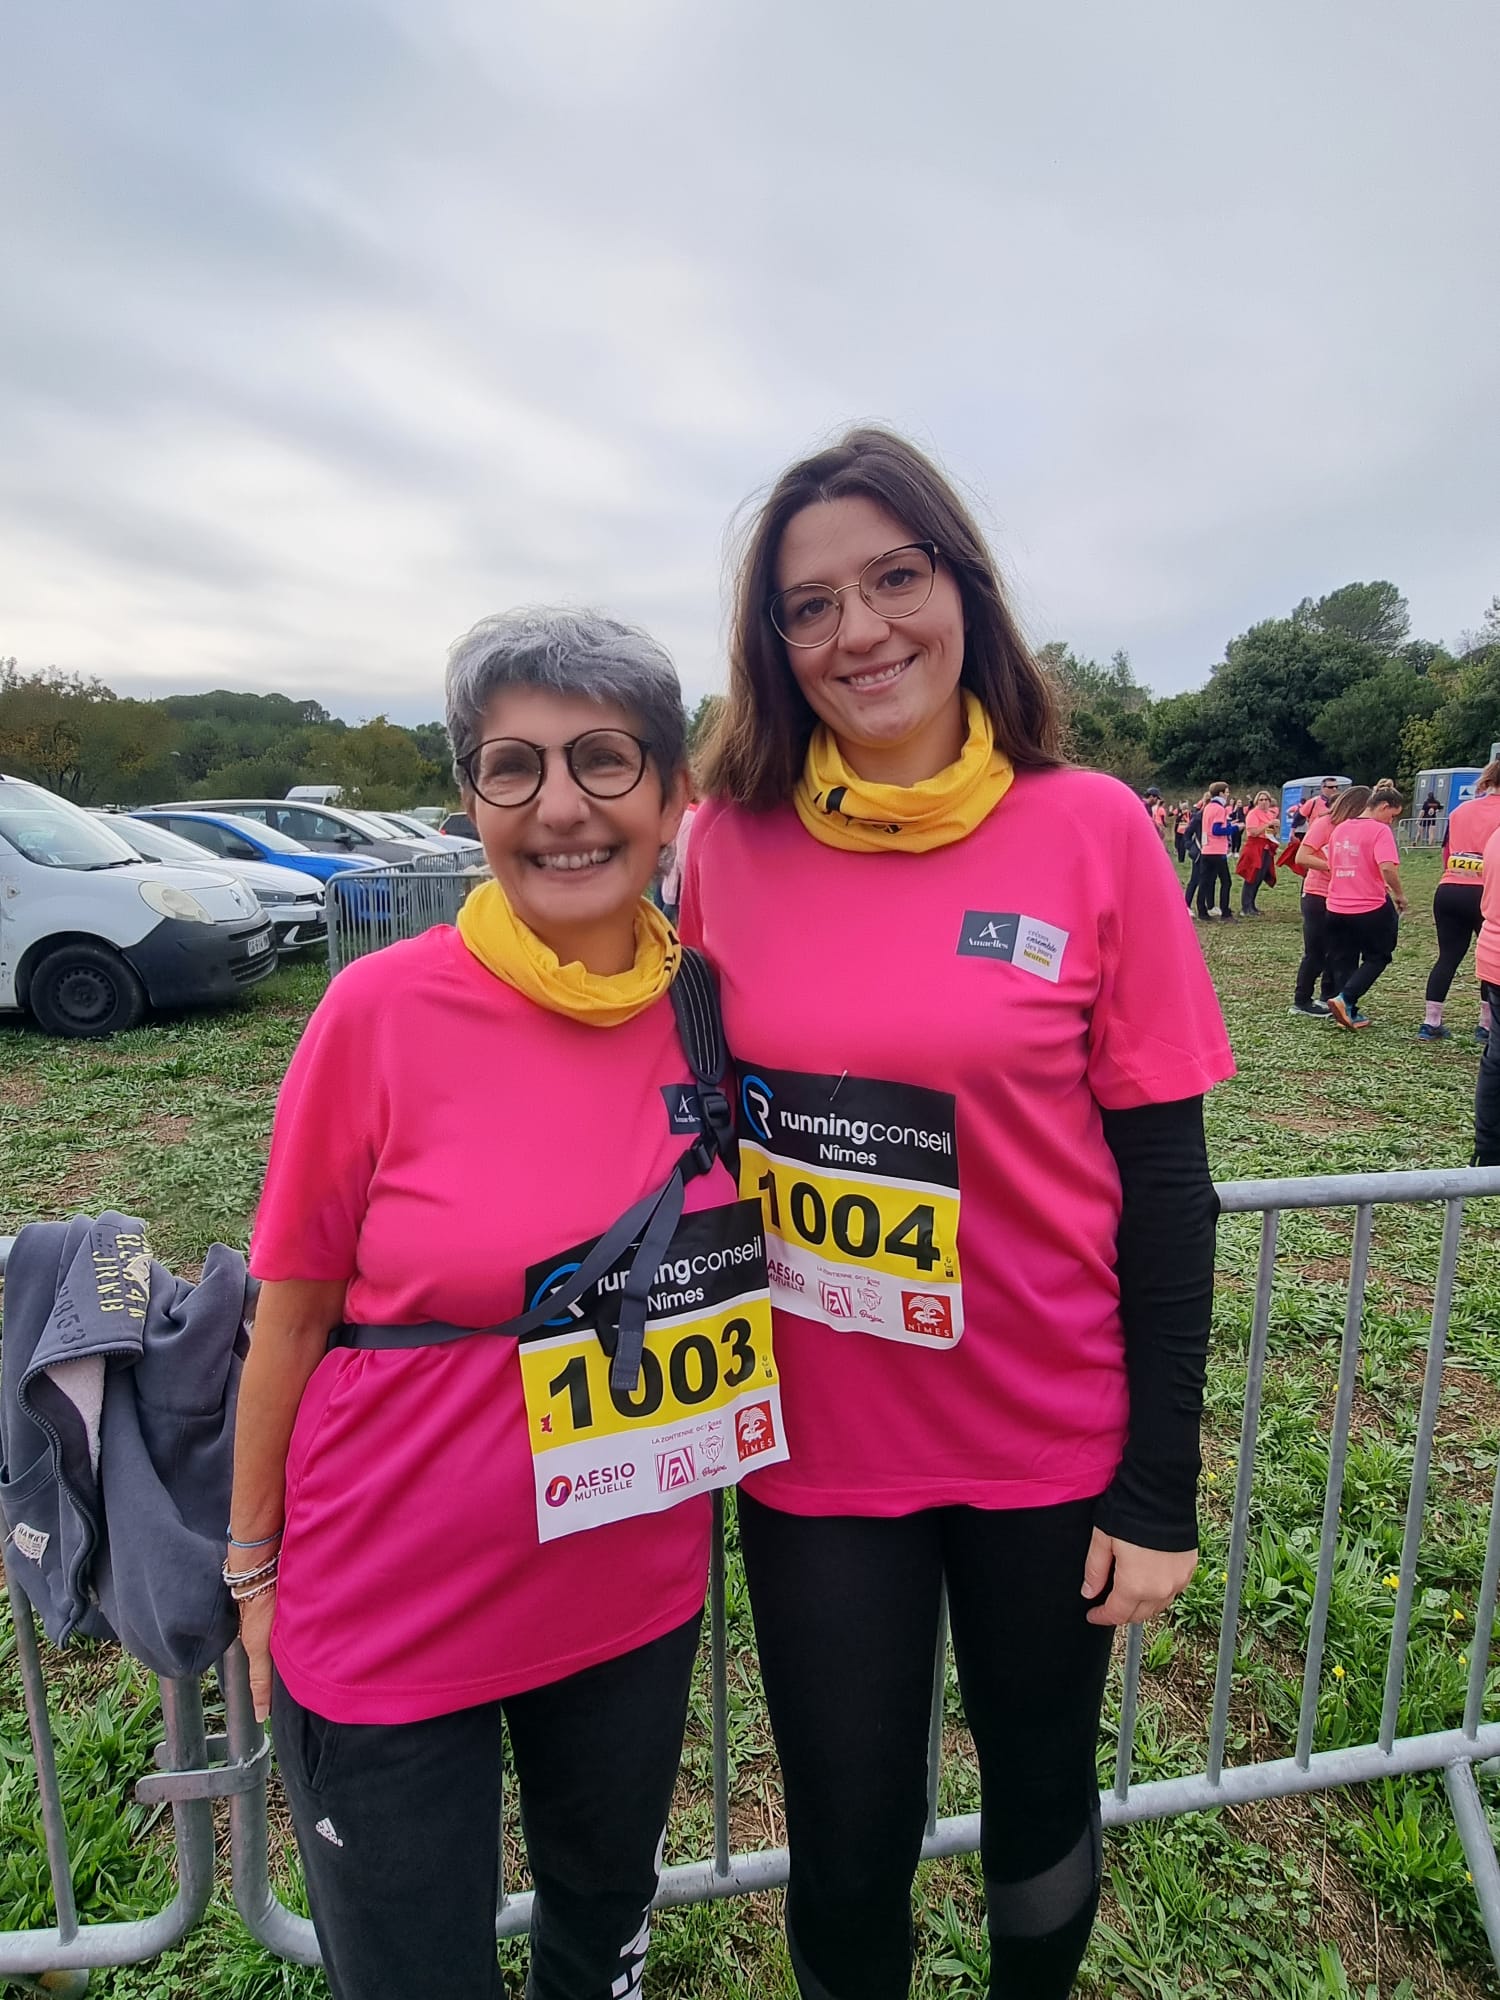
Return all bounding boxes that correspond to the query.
[271,1613,700,2000]
[1195,856,1231,917]
[1294,894,1337,1007]
[1476,985,1500,1165]
[1426,882,1484,1003]
[1325,900,1399,1010]
[739,1492,1114,2000]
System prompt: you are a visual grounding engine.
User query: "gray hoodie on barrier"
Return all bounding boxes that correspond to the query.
[0,1211,248,1677]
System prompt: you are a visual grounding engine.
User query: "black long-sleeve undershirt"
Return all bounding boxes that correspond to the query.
[1094,1095,1219,1552]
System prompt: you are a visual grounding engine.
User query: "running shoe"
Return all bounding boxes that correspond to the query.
[1417,1024,1451,1041]
[1327,995,1370,1031]
[1289,1002,1331,1019]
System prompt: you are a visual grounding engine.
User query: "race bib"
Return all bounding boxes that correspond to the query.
[738,1064,962,1349]
[519,1200,786,1543]
[1450,851,1485,875]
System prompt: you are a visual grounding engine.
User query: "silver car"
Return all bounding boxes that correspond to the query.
[95,814,328,954]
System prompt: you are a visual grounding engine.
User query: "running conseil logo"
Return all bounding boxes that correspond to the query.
[741,1074,774,1143]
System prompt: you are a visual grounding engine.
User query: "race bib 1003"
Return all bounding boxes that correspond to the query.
[737,1064,962,1349]
[519,1200,786,1542]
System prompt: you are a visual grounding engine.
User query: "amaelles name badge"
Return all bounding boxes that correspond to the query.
[738,1064,962,1349]
[956,910,1069,983]
[519,1200,785,1543]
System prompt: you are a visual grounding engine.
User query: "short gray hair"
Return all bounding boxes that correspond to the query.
[445,607,687,790]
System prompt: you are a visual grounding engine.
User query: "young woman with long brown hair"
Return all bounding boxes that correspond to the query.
[682,429,1233,1999]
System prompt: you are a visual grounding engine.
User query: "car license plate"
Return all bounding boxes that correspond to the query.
[246,928,273,955]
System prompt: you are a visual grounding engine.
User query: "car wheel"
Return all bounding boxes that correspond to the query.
[29,943,148,1039]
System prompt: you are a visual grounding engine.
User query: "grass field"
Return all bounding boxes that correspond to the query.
[3,843,1499,1998]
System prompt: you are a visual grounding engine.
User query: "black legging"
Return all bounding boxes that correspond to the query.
[1426,882,1484,1003]
[1476,985,1500,1165]
[738,1491,1113,2000]
[1326,900,1399,1010]
[1294,894,1336,1008]
[1196,855,1231,918]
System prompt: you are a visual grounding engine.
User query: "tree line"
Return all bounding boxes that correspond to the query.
[2,580,1497,809]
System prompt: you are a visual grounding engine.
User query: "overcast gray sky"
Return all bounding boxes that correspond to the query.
[2,1,1496,724]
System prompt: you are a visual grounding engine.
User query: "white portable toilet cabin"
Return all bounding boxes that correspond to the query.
[1279,776,1351,840]
[1414,768,1481,817]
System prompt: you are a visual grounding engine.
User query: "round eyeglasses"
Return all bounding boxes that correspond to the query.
[768,541,939,648]
[462,730,651,809]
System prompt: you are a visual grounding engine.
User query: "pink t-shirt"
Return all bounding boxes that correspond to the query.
[1245,808,1276,837]
[680,767,1235,1517]
[1327,817,1399,915]
[1299,813,1335,900]
[251,925,737,1723]
[1477,828,1500,987]
[1199,799,1231,856]
[1441,794,1500,889]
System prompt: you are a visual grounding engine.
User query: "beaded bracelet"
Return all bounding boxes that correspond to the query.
[221,1552,281,1592]
[228,1573,279,1605]
[225,1526,283,1549]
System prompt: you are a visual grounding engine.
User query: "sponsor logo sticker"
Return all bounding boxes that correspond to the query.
[902,1291,954,1340]
[956,910,1069,983]
[656,1446,697,1493]
[544,1475,573,1508]
[735,1402,777,1460]
[819,1280,854,1319]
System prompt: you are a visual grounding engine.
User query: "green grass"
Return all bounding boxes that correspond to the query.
[3,856,1499,1997]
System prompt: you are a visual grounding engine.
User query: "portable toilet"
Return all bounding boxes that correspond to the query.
[1412,767,1482,845]
[1280,776,1352,840]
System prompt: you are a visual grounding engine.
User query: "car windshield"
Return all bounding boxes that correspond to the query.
[103,817,212,866]
[212,815,306,853]
[347,811,412,838]
[0,788,140,869]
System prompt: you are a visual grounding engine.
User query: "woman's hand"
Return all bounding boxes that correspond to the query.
[1082,1528,1197,1627]
[237,1586,278,1723]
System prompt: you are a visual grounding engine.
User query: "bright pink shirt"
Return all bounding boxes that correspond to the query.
[1441,794,1500,889]
[1327,817,1399,915]
[1477,828,1500,987]
[1199,800,1231,856]
[1299,813,1334,900]
[1245,808,1276,837]
[251,925,737,1723]
[680,768,1234,1517]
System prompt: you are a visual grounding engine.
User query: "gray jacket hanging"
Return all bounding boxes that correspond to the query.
[0,1211,247,1677]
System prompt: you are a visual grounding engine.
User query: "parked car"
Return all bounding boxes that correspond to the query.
[134,809,386,884]
[96,814,328,955]
[0,775,276,1038]
[150,798,431,864]
[401,806,447,828]
[355,809,484,858]
[439,811,479,840]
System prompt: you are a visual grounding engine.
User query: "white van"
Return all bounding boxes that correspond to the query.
[286,784,344,804]
[0,775,277,1037]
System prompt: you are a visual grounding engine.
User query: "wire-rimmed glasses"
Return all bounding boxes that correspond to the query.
[768,541,939,647]
[462,730,651,809]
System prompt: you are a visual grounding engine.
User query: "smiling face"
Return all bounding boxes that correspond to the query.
[773,495,967,785]
[465,685,685,972]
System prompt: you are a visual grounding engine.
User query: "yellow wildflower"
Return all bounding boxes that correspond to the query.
[1383,1573,1401,1590]
[1333,1665,1345,1680]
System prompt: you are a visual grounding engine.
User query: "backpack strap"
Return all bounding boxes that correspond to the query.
[334,949,739,1395]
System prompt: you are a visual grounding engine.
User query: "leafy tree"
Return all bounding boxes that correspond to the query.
[687,695,724,762]
[1310,660,1442,782]
[326,716,438,809]
[1292,581,1410,653]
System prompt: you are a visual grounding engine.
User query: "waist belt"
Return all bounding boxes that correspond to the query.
[331,948,736,1394]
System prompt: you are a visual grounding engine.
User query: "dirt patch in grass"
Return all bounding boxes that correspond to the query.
[1260,1110,1350,1137]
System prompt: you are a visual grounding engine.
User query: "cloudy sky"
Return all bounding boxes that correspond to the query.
[2,1,1495,724]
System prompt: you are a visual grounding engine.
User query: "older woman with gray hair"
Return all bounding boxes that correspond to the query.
[226,608,776,2000]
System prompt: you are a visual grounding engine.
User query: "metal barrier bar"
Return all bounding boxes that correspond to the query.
[1295,1202,1372,1768]
[8,1165,1500,1983]
[1380,1196,1462,1752]
[325,862,483,973]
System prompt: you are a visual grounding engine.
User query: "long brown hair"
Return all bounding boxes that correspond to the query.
[1329,784,1372,826]
[701,427,1063,808]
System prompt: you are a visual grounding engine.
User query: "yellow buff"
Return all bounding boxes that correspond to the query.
[793,691,1014,853]
[456,878,681,1027]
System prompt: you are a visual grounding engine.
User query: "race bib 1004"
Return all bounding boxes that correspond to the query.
[737,1064,962,1349]
[519,1200,786,1542]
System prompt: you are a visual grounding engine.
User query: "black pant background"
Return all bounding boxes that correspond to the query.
[738,1492,1114,2000]
[1196,855,1232,916]
[271,1613,700,2000]
[1426,881,1484,1003]
[1294,895,1337,1007]
[1476,984,1500,1164]
[1325,900,1399,1010]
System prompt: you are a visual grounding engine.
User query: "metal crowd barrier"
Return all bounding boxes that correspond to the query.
[1398,812,1449,850]
[324,859,484,974]
[5,1164,1500,1986]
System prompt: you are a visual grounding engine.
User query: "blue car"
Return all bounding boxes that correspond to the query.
[130,811,381,887]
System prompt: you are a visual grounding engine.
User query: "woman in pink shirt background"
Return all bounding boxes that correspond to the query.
[1291,785,1370,1018]
[1323,779,1408,1031]
[1235,789,1280,916]
[684,428,1232,2000]
[1421,759,1500,1042]
[1472,825,1500,1162]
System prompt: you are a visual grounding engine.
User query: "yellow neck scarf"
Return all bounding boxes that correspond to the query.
[456,878,681,1028]
[793,691,1015,853]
